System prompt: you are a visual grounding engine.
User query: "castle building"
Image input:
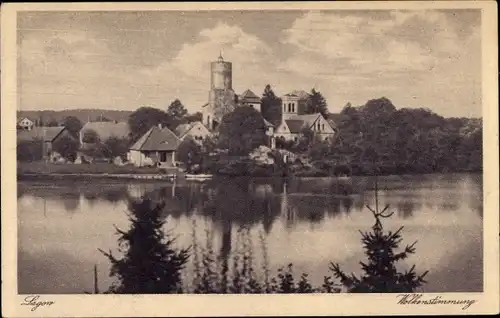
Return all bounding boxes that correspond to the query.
[202,54,238,131]
[201,53,267,130]
[201,54,335,148]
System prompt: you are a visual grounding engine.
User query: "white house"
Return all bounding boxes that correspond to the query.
[174,121,212,145]
[17,117,34,131]
[275,113,336,142]
[128,124,181,167]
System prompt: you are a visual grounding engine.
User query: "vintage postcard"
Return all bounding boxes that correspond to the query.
[1,1,499,317]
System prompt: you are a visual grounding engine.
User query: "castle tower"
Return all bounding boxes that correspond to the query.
[211,53,232,90]
[203,52,237,131]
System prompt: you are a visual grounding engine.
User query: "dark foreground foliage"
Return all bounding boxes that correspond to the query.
[100,183,428,294]
[330,179,428,292]
[99,199,190,293]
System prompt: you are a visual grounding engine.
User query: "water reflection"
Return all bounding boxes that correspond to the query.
[17,173,484,293]
[17,174,483,225]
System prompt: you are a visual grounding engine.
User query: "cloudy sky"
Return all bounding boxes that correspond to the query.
[17,9,481,117]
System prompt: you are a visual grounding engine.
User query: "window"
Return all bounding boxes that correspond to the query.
[294,137,298,142]
[283,104,286,112]
[292,103,295,112]
[322,124,325,131]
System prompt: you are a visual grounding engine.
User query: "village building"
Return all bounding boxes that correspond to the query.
[17,117,35,131]
[174,121,212,145]
[17,126,75,160]
[275,92,337,142]
[239,89,262,112]
[128,124,181,167]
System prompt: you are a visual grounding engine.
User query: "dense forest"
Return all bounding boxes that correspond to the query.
[302,97,482,176]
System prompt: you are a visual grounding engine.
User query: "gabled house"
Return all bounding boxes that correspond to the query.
[174,121,212,145]
[128,125,181,167]
[17,117,34,131]
[275,113,336,142]
[17,126,75,160]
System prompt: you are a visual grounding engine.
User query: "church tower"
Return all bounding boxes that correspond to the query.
[203,52,237,131]
[281,93,300,121]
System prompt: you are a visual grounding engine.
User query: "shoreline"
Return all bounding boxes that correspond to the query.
[17,173,177,182]
[17,170,482,183]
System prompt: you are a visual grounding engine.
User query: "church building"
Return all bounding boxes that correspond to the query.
[275,91,337,142]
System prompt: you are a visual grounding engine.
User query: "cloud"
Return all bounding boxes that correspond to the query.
[140,22,282,111]
[280,10,463,75]
[278,10,481,116]
[18,10,481,117]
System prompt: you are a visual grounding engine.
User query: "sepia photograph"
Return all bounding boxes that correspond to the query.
[1,1,498,317]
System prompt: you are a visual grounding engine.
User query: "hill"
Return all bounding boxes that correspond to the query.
[17,109,134,124]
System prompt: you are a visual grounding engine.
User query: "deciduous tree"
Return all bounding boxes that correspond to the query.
[218,106,267,156]
[63,116,83,137]
[261,84,283,126]
[128,107,174,142]
[103,137,130,160]
[167,99,188,121]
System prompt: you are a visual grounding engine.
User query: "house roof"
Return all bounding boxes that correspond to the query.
[174,123,192,138]
[80,121,129,140]
[263,118,274,127]
[129,126,181,151]
[240,89,261,102]
[17,126,66,142]
[284,120,306,133]
[327,119,337,130]
[17,117,33,125]
[284,90,310,100]
[175,121,209,139]
[283,113,337,133]
[288,114,321,127]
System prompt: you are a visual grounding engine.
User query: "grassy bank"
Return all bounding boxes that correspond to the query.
[17,162,174,175]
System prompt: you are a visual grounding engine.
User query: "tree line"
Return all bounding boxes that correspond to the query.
[300,97,482,176]
[18,88,482,178]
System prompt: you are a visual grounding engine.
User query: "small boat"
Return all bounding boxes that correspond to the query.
[185,174,213,181]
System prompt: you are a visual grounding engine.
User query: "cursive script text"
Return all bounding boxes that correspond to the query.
[20,295,55,311]
[397,293,477,310]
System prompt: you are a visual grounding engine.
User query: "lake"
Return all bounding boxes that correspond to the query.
[17,173,483,294]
